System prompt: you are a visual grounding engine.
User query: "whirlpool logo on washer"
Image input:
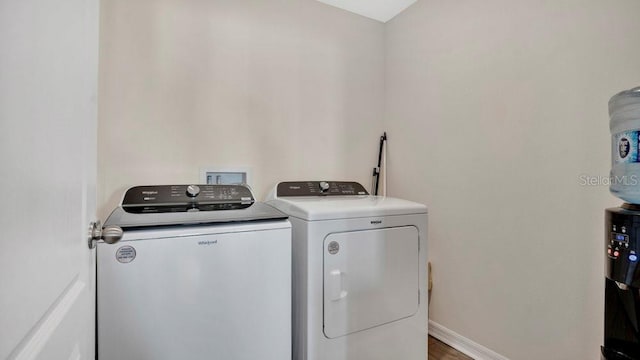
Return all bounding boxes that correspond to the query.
[198,240,218,246]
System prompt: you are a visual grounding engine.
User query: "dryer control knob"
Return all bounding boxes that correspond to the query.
[186,185,200,197]
[319,181,330,192]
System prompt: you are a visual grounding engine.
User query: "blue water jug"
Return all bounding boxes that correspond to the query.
[610,87,640,203]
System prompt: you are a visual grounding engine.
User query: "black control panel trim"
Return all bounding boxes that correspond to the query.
[121,184,254,213]
[605,206,640,287]
[276,181,368,197]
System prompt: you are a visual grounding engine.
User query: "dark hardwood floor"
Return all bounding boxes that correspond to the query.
[428,336,474,360]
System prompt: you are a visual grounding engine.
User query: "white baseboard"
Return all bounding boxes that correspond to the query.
[428,320,510,360]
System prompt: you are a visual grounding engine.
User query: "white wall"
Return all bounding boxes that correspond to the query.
[99,1,640,358]
[385,1,640,359]
[98,0,385,218]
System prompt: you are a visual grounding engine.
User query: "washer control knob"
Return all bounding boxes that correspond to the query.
[319,181,330,192]
[186,185,200,197]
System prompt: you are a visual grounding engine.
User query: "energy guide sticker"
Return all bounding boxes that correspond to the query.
[116,246,136,263]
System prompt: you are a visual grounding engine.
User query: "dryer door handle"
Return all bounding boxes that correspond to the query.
[328,270,348,301]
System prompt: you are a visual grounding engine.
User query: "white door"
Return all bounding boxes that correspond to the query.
[323,226,420,338]
[0,0,99,359]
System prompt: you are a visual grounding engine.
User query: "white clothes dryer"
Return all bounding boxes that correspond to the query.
[266,181,428,360]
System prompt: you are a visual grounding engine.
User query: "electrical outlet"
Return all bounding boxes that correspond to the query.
[200,167,252,186]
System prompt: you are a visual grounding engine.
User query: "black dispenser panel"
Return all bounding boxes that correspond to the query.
[603,204,640,359]
[606,205,640,287]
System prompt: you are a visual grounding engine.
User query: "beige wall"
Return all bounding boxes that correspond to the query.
[98,0,385,218]
[385,1,640,359]
[99,0,640,358]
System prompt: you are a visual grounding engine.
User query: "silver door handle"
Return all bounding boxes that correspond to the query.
[329,270,348,301]
[88,221,123,249]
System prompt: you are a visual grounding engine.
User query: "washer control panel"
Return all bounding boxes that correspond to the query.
[606,205,640,287]
[276,181,369,197]
[121,184,254,213]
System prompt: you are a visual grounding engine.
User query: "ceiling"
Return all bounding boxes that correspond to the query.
[315,0,418,23]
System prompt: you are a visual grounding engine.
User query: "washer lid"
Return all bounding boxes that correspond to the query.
[104,202,287,229]
[267,196,427,221]
[104,184,287,229]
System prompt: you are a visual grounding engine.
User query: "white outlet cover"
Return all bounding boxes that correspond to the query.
[200,167,252,187]
[315,0,417,23]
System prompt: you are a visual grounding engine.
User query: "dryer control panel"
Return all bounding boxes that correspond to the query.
[276,181,369,197]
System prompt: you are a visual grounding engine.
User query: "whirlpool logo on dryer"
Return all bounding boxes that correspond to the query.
[198,240,218,246]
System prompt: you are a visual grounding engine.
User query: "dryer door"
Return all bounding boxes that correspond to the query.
[323,226,420,339]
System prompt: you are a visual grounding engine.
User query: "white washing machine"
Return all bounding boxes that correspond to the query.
[97,184,291,360]
[266,181,428,360]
